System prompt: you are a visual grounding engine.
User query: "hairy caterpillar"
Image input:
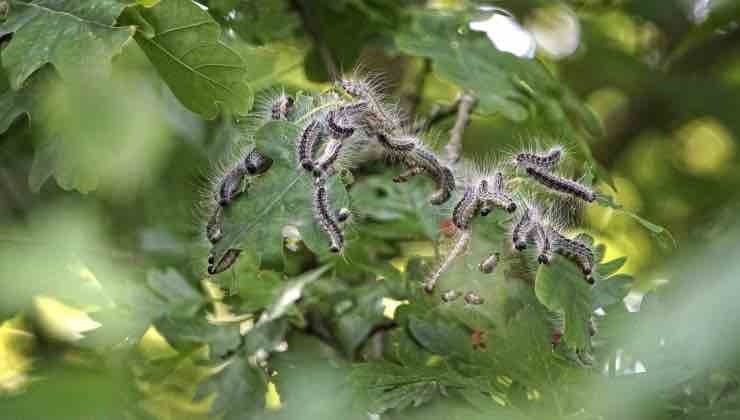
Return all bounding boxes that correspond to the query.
[313,176,344,253]
[377,133,417,154]
[313,138,344,176]
[525,166,595,203]
[530,223,553,264]
[479,252,499,274]
[441,289,461,302]
[328,100,368,140]
[271,94,294,120]
[514,146,563,171]
[463,291,484,305]
[452,185,480,230]
[511,206,535,251]
[216,166,247,207]
[244,149,273,175]
[478,172,517,215]
[552,232,595,280]
[207,248,242,275]
[296,120,323,172]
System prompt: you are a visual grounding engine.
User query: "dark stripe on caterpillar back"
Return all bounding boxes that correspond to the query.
[525,166,595,203]
[297,120,323,172]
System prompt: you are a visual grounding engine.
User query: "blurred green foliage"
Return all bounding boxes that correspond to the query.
[0,0,739,419]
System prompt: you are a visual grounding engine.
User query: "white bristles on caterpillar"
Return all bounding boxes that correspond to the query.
[327,100,367,140]
[551,232,595,281]
[530,223,553,264]
[244,149,273,175]
[424,229,471,293]
[312,176,344,253]
[452,184,480,230]
[513,145,564,172]
[406,145,456,205]
[511,203,536,251]
[271,94,294,120]
[296,119,324,172]
[205,206,224,244]
[525,166,595,203]
[216,165,247,207]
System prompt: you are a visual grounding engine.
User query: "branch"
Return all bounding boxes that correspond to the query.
[292,0,339,80]
[445,93,477,164]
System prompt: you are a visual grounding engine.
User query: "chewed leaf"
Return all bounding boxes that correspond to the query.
[129,0,253,118]
[209,120,350,268]
[535,256,593,350]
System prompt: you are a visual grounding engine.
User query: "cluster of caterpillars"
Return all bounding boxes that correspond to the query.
[204,75,599,300]
[426,145,597,299]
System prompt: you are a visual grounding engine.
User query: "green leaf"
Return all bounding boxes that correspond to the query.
[535,256,593,350]
[596,192,676,247]
[155,314,242,358]
[592,274,633,310]
[0,0,134,89]
[407,315,472,359]
[194,355,267,419]
[210,119,350,267]
[396,11,574,123]
[129,0,252,118]
[597,257,627,278]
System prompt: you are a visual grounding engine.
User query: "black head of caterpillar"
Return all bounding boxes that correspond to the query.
[207,248,242,275]
[525,166,595,203]
[271,94,294,120]
[479,252,499,274]
[312,176,344,253]
[404,146,455,205]
[463,291,484,305]
[216,166,247,207]
[296,119,323,172]
[244,149,273,175]
[514,145,564,172]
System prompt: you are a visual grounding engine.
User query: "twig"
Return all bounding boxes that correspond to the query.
[445,93,477,164]
[291,0,339,80]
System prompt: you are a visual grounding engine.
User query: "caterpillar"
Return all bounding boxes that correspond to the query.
[479,252,499,274]
[296,120,323,172]
[478,173,517,215]
[376,133,417,154]
[452,185,480,230]
[244,149,273,175]
[327,108,357,140]
[313,138,344,176]
[430,166,456,205]
[552,232,595,281]
[525,166,595,203]
[207,248,242,275]
[511,206,535,251]
[514,146,563,171]
[463,291,484,305]
[271,94,294,120]
[530,223,553,264]
[216,166,247,207]
[313,176,344,253]
[441,289,461,303]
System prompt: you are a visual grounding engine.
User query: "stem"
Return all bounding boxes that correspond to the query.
[445,93,477,165]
